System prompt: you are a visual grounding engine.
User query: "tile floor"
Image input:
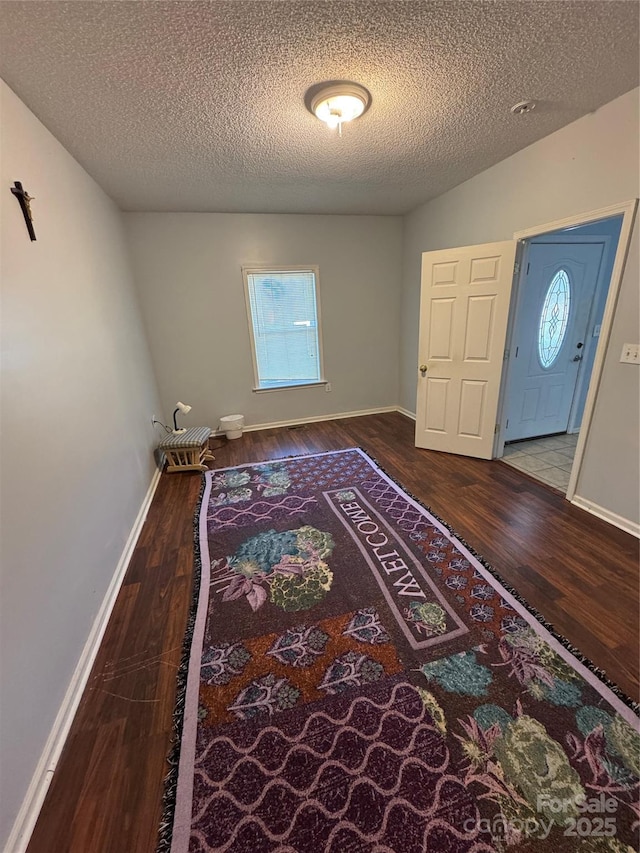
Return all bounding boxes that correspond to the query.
[501,432,578,491]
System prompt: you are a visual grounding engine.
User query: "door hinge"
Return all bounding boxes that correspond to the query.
[503,348,510,360]
[494,423,500,434]
[514,261,520,275]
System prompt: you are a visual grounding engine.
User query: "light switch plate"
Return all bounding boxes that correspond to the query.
[620,343,640,364]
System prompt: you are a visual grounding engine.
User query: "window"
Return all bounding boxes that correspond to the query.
[243,266,324,390]
[538,268,571,369]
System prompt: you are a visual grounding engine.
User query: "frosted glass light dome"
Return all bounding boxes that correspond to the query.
[309,82,371,131]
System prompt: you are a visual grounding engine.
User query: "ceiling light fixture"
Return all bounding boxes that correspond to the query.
[307,82,371,136]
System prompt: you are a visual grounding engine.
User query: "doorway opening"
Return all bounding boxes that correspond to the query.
[414,197,636,515]
[499,214,624,493]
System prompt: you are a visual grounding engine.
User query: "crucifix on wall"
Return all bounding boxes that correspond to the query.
[10,181,36,241]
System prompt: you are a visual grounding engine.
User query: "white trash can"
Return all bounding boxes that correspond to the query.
[220,414,245,440]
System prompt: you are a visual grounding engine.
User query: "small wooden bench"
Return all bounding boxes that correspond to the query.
[159,427,215,473]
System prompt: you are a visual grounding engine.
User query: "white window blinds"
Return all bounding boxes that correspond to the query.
[244,268,323,389]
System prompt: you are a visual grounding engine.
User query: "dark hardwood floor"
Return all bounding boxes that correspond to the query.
[27,412,639,852]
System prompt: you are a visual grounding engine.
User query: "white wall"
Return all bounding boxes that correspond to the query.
[0,81,162,847]
[401,88,640,526]
[125,213,403,429]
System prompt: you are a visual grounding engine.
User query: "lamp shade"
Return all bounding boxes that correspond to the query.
[176,401,192,415]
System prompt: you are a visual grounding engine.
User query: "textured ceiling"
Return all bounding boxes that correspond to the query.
[0,1,638,215]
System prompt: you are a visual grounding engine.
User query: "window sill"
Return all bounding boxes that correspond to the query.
[252,381,328,394]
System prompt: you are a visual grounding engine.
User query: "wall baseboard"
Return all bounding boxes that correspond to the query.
[571,495,640,539]
[396,407,416,421]
[213,406,398,436]
[5,465,163,853]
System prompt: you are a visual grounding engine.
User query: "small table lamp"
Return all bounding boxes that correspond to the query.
[173,401,192,434]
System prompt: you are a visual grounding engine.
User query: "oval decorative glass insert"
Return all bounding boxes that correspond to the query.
[538,269,571,368]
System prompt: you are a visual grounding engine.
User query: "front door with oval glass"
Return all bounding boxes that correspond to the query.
[504,240,605,442]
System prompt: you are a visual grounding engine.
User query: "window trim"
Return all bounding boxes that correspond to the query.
[241,265,326,392]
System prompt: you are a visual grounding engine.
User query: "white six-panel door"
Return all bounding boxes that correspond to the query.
[415,241,517,459]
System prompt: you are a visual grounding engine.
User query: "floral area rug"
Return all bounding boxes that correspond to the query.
[159,448,639,853]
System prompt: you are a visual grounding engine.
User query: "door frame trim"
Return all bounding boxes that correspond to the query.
[501,199,637,502]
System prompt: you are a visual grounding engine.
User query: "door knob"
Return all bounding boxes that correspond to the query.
[572,354,583,362]
[419,364,428,376]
